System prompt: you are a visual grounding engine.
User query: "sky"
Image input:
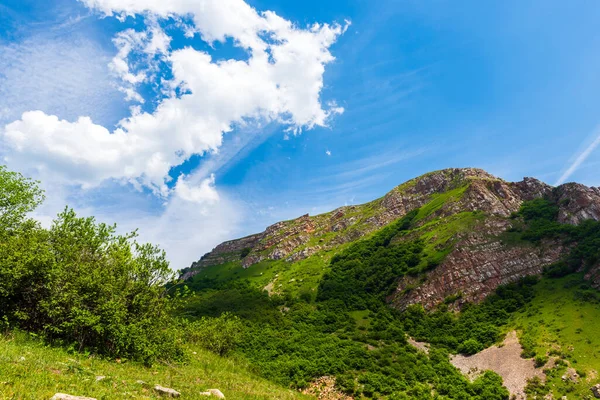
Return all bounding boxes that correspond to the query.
[1,0,600,269]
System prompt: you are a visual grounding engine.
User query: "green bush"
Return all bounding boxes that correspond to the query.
[458,338,483,355]
[186,312,243,356]
[534,354,548,368]
[0,166,182,364]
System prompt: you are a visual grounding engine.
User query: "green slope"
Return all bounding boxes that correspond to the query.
[510,273,600,399]
[0,331,308,400]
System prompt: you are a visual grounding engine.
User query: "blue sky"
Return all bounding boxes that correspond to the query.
[1,0,600,268]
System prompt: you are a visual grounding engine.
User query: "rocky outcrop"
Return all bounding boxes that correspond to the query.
[182,168,600,290]
[183,168,522,278]
[553,183,600,224]
[199,389,225,398]
[391,218,566,310]
[301,376,353,400]
[585,264,600,290]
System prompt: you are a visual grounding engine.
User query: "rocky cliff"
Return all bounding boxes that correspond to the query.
[182,168,600,309]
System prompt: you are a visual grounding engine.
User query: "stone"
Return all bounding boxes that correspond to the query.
[95,376,105,381]
[154,384,181,397]
[591,384,600,398]
[199,389,225,398]
[50,394,97,400]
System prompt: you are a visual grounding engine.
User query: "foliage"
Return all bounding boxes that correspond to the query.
[0,330,307,400]
[514,197,600,277]
[0,166,182,364]
[317,210,421,309]
[0,165,45,231]
[403,276,538,352]
[186,312,244,356]
[510,274,600,399]
[241,247,252,258]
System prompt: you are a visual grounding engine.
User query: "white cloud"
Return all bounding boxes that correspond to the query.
[555,125,600,185]
[174,174,219,205]
[2,0,347,196]
[0,0,347,268]
[326,150,332,156]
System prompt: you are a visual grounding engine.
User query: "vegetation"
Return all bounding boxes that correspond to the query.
[0,167,181,364]
[512,274,600,399]
[3,165,600,399]
[183,208,512,398]
[0,165,310,397]
[0,330,306,399]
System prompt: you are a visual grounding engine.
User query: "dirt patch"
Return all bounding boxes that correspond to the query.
[263,278,278,296]
[407,337,430,354]
[450,331,544,400]
[301,376,353,400]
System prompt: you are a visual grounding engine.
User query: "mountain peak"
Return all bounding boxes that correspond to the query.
[181,168,555,278]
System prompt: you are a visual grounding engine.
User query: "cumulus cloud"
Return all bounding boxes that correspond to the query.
[0,0,347,268]
[174,174,219,205]
[2,0,348,196]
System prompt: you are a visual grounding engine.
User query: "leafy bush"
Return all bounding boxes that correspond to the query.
[534,354,548,368]
[240,248,251,258]
[318,210,422,310]
[459,338,483,355]
[186,312,243,356]
[0,166,182,364]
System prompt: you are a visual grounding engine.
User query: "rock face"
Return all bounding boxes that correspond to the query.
[391,218,566,310]
[554,183,600,224]
[199,389,226,398]
[183,168,542,279]
[181,168,600,309]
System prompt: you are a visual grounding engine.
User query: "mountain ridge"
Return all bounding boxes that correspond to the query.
[181,167,600,310]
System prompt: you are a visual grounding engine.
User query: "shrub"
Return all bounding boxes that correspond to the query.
[240,248,251,258]
[458,338,483,355]
[0,166,182,364]
[534,354,548,368]
[187,312,243,356]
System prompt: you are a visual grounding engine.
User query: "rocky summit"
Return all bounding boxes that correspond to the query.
[181,168,600,310]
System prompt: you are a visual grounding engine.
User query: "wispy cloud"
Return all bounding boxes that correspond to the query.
[555,125,600,185]
[0,33,123,127]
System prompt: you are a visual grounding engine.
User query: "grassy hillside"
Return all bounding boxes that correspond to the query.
[510,273,600,399]
[0,331,308,400]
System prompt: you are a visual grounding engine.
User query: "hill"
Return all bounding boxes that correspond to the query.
[177,167,600,399]
[181,168,600,307]
[0,331,308,399]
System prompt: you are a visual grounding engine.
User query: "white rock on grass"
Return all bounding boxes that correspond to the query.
[154,384,181,397]
[50,394,97,400]
[591,383,600,398]
[199,389,225,398]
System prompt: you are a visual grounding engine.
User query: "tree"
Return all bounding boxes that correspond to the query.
[0,165,44,232]
[0,166,182,363]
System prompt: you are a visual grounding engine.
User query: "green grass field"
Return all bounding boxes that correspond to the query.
[510,274,600,398]
[0,331,308,400]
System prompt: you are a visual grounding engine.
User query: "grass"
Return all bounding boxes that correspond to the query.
[510,274,600,398]
[414,185,469,222]
[0,331,309,400]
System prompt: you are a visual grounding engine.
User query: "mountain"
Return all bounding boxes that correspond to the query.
[178,167,600,399]
[181,168,600,308]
